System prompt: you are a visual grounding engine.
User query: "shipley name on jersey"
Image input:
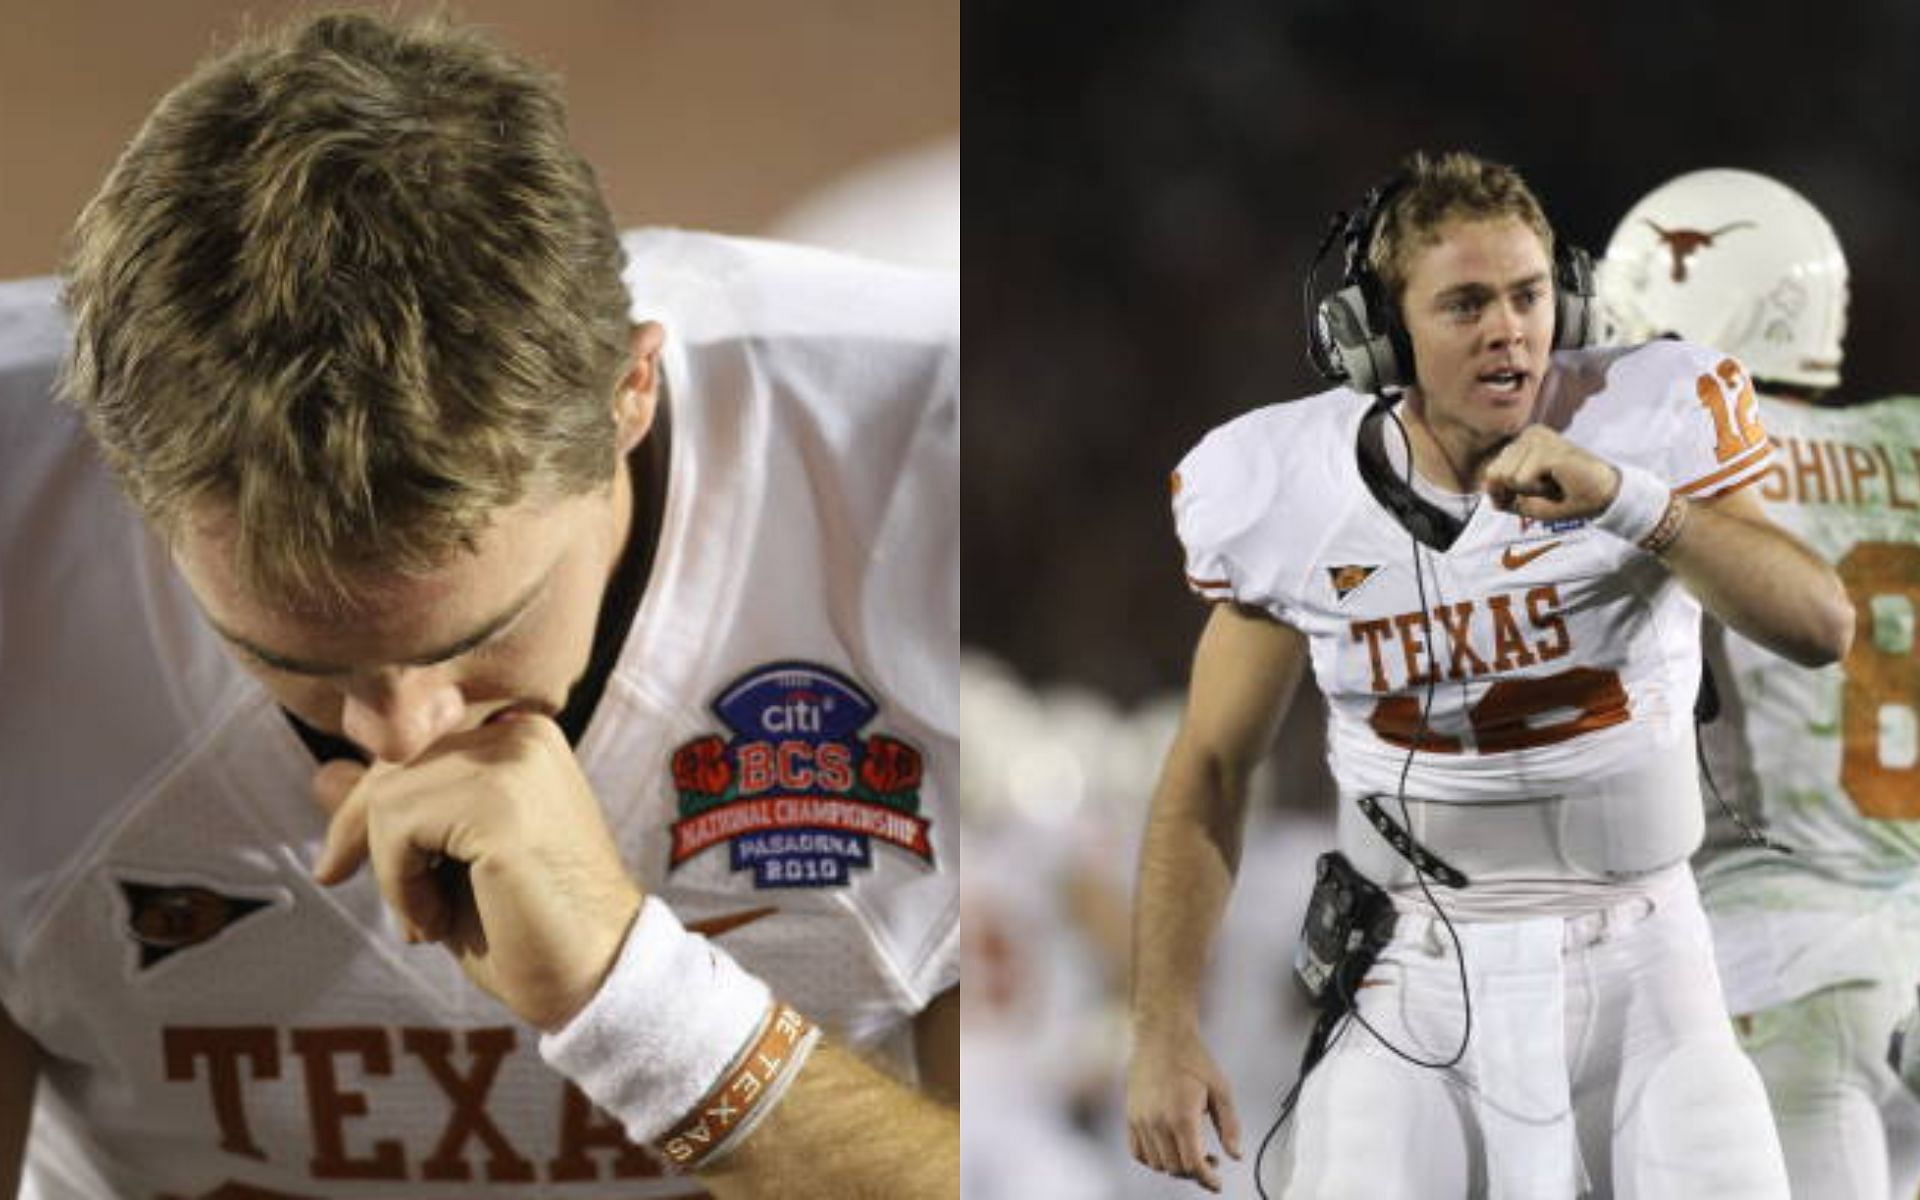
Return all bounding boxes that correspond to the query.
[1757,433,1920,509]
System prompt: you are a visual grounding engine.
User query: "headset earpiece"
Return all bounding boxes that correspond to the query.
[1315,283,1407,394]
[1552,242,1596,351]
[1308,176,1414,395]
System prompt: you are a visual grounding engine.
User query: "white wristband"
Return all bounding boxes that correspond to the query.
[1591,462,1671,546]
[539,895,771,1145]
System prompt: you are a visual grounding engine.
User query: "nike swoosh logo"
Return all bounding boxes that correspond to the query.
[686,906,779,938]
[1501,540,1561,570]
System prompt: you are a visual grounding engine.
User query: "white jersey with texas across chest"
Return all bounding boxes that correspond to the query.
[1173,340,1772,904]
[1697,393,1920,1011]
[0,230,958,1199]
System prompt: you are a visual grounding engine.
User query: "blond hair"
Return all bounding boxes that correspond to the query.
[1369,150,1556,302]
[60,10,633,604]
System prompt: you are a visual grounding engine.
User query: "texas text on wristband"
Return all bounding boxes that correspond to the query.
[657,999,822,1172]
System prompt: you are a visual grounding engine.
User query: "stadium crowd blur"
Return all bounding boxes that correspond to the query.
[961,2,1920,1194]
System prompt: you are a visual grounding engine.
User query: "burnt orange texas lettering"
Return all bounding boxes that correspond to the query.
[163,1026,665,1186]
[1349,585,1573,694]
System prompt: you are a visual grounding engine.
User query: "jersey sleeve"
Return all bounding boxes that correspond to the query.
[1169,399,1349,618]
[1637,341,1776,499]
[1170,422,1270,605]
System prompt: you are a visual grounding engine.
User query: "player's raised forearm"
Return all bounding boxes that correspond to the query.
[703,1040,957,1199]
[1663,489,1853,667]
[1480,430,1851,667]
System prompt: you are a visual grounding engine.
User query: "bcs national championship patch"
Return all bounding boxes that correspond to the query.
[667,662,935,888]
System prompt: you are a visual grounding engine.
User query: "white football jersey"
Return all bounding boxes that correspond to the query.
[1696,393,1920,1011]
[0,230,958,1197]
[1173,340,1772,908]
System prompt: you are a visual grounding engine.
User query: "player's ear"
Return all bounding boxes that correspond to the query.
[613,322,667,454]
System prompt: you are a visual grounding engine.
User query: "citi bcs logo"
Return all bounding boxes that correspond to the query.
[667,662,935,888]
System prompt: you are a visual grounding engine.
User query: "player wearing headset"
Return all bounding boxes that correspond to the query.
[1603,168,1920,1200]
[1126,149,1850,1197]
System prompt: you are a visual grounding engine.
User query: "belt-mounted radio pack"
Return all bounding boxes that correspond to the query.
[1294,851,1398,1010]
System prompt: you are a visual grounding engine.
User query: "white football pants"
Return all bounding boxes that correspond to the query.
[1271,871,1788,1198]
[1737,978,1920,1200]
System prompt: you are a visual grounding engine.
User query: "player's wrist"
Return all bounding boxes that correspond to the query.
[1130,1000,1205,1041]
[539,895,818,1172]
[656,1000,820,1171]
[1600,462,1622,509]
[540,884,646,1032]
[1591,462,1673,547]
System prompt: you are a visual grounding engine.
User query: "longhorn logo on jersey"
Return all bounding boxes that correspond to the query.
[120,881,276,969]
[1327,564,1382,602]
[667,661,935,888]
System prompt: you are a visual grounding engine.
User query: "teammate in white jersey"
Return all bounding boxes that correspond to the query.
[1602,168,1920,1200]
[0,13,957,1199]
[1126,150,1854,1197]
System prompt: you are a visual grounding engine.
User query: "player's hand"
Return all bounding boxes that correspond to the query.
[1126,1022,1242,1193]
[1481,425,1621,522]
[310,712,643,1031]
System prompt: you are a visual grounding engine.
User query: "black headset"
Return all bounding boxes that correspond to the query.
[1306,172,1598,396]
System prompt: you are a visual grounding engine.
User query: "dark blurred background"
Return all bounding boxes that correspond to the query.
[964,0,1920,702]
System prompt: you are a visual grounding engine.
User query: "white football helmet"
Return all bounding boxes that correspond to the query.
[1598,168,1847,390]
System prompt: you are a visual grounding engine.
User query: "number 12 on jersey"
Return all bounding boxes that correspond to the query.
[1697,359,1766,464]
